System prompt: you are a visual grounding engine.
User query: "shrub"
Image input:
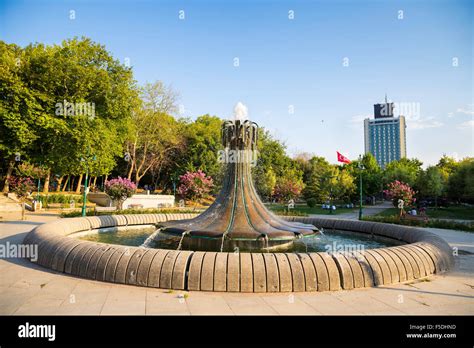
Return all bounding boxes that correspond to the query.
[60,207,201,218]
[7,176,35,199]
[306,198,317,208]
[362,215,474,232]
[384,180,416,208]
[37,194,83,206]
[273,177,304,203]
[105,177,137,210]
[271,209,308,217]
[177,170,213,202]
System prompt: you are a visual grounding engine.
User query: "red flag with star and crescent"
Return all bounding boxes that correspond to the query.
[337,151,351,164]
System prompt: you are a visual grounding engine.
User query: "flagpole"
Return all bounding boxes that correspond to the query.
[358,155,364,220]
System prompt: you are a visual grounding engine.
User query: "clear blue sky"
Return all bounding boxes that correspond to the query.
[1,0,472,166]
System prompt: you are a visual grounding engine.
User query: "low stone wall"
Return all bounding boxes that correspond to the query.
[123,194,175,209]
[23,214,454,292]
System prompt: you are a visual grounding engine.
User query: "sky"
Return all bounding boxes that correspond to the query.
[1,0,473,166]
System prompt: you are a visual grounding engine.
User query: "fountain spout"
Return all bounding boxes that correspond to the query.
[177,230,191,250]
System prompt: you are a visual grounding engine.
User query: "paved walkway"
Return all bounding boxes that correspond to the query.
[309,201,393,220]
[0,212,473,315]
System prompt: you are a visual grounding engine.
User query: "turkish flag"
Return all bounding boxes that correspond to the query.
[337,151,351,164]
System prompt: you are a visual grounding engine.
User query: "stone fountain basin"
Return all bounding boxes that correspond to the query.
[23,214,454,292]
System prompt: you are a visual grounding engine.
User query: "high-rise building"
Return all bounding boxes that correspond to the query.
[364,97,407,168]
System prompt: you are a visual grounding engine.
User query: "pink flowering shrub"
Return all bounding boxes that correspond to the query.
[7,176,35,199]
[105,177,136,209]
[384,180,416,208]
[177,170,214,202]
[273,178,304,203]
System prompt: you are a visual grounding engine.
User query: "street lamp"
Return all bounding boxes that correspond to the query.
[327,173,336,215]
[358,155,365,220]
[36,162,42,201]
[171,174,177,197]
[81,175,88,216]
[81,148,96,217]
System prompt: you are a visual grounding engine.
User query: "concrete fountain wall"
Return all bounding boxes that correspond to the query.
[23,214,454,292]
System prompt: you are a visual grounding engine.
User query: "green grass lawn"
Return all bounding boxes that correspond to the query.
[425,206,474,220]
[374,208,399,217]
[267,203,355,216]
[374,206,474,220]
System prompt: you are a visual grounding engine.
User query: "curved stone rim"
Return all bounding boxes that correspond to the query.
[22,214,454,292]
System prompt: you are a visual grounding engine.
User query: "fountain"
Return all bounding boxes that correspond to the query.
[23,104,454,293]
[155,118,319,251]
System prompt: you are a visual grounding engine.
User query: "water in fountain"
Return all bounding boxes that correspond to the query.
[141,228,162,248]
[219,231,229,252]
[177,230,191,250]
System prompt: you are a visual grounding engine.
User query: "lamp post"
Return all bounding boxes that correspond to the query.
[329,186,333,215]
[81,148,96,217]
[81,167,89,217]
[172,174,177,197]
[36,162,42,201]
[358,155,364,220]
[327,173,336,215]
[36,177,41,200]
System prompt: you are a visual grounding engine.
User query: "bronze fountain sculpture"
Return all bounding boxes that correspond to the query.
[155,118,319,251]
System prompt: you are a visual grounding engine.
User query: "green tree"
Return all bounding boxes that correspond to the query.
[181,115,223,186]
[300,156,332,202]
[345,153,383,202]
[253,129,300,199]
[436,155,459,183]
[447,158,474,203]
[383,158,423,187]
[0,42,42,192]
[0,38,139,193]
[273,167,305,202]
[319,165,355,204]
[126,107,184,186]
[257,166,276,200]
[417,166,445,207]
[332,167,356,202]
[299,156,355,204]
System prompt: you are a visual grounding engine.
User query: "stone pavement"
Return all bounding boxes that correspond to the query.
[0,212,473,315]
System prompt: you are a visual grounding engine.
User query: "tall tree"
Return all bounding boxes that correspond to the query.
[1,37,139,192]
[417,166,445,207]
[0,42,42,191]
[176,115,224,189]
[301,156,332,202]
[436,155,459,182]
[253,129,302,200]
[346,153,383,200]
[447,158,474,203]
[126,81,185,186]
[383,158,423,188]
[126,109,184,186]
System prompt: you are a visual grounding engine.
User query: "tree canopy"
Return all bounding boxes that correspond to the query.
[1,37,471,208]
[0,37,139,192]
